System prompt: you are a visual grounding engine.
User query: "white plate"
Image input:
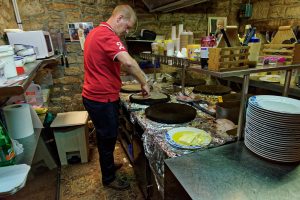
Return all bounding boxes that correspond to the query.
[0,164,30,194]
[248,103,300,119]
[245,140,300,162]
[165,127,212,149]
[259,75,280,83]
[249,95,300,114]
[247,106,300,123]
[246,112,300,129]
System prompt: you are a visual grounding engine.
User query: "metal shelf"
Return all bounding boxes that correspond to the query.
[189,64,300,78]
[0,55,60,98]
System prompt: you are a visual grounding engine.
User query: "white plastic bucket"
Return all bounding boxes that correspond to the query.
[0,45,17,78]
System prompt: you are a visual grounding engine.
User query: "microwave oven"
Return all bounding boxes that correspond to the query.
[7,31,54,59]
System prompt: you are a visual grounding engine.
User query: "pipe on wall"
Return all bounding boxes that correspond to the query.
[11,0,23,30]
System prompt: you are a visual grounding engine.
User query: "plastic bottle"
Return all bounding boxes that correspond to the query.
[248,37,261,63]
[0,122,15,166]
[24,82,44,107]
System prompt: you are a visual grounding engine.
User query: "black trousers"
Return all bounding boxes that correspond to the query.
[82,96,119,184]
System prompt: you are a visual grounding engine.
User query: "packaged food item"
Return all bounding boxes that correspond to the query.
[0,121,15,166]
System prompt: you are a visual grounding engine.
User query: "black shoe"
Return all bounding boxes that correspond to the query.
[114,162,123,171]
[103,177,130,190]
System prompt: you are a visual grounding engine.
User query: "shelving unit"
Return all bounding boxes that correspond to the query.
[0,55,60,98]
[140,52,300,140]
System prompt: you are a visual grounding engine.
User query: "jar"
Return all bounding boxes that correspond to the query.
[151,42,159,55]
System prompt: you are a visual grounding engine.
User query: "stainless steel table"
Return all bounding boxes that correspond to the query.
[140,53,300,140]
[164,141,300,200]
[189,64,300,140]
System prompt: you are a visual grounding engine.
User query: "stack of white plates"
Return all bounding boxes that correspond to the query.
[245,95,300,163]
[0,164,31,195]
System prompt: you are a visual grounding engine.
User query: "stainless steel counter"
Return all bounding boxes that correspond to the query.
[165,141,300,200]
[222,76,300,98]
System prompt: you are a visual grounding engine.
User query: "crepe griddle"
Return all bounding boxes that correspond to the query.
[145,103,197,124]
[121,84,141,93]
[173,78,206,87]
[130,93,170,105]
[193,85,231,95]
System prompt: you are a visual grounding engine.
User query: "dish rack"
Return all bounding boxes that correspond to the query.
[208,46,250,72]
[262,26,297,65]
[208,26,250,72]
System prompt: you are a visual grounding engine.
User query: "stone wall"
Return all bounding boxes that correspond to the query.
[245,0,300,31]
[0,0,299,113]
[0,1,17,45]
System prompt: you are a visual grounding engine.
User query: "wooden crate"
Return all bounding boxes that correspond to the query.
[262,43,295,65]
[208,46,250,72]
[262,26,297,65]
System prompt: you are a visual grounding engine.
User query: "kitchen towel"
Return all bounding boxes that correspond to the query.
[3,103,43,139]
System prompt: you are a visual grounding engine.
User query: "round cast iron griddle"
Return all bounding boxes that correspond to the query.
[173,78,206,87]
[129,93,170,105]
[193,85,231,95]
[145,103,197,124]
[121,84,141,93]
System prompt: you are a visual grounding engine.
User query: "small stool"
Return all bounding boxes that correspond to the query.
[51,111,89,165]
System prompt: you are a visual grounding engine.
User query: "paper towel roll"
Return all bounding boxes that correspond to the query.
[171,26,176,40]
[3,104,34,139]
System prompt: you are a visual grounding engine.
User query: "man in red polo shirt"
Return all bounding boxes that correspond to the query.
[82,5,150,190]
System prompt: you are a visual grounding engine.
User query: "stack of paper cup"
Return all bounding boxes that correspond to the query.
[171,26,176,40]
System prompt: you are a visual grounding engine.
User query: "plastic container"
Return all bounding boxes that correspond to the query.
[200,47,209,69]
[24,82,44,107]
[248,37,261,63]
[151,42,159,55]
[0,45,17,78]
[187,44,201,61]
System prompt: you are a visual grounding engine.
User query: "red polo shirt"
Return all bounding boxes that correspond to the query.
[82,22,127,102]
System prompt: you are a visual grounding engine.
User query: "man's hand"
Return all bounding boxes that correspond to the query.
[141,84,150,97]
